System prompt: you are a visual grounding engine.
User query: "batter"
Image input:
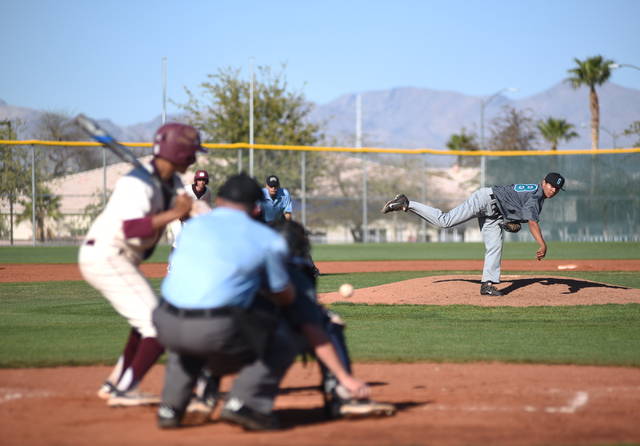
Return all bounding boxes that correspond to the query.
[79,122,206,407]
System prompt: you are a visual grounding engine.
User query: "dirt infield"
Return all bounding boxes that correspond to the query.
[2,362,640,446]
[2,259,640,283]
[2,260,640,445]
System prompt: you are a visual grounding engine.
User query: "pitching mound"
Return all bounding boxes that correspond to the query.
[318,275,640,306]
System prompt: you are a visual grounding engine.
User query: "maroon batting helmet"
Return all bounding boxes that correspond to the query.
[194,169,209,184]
[152,123,207,167]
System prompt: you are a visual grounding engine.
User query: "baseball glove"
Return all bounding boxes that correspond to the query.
[499,221,522,233]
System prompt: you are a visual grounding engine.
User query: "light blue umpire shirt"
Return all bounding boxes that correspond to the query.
[261,187,293,222]
[161,207,290,309]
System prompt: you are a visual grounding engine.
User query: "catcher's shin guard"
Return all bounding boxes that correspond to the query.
[323,309,351,373]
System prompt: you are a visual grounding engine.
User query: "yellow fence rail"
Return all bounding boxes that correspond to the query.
[1,140,639,156]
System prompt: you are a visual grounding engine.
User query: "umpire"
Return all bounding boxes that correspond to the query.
[153,172,297,430]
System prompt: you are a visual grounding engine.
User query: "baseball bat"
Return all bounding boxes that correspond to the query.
[74,113,177,197]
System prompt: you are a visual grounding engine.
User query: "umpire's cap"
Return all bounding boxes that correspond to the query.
[266,175,280,187]
[217,172,263,205]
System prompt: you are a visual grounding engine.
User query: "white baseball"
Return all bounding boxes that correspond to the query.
[339,283,354,298]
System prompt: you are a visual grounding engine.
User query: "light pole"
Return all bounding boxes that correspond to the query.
[609,63,640,72]
[599,125,619,149]
[581,123,619,149]
[480,87,518,188]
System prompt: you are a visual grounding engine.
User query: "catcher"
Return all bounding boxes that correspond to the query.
[269,219,396,419]
[382,172,566,296]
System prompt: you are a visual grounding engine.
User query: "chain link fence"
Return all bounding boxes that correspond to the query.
[1,142,639,245]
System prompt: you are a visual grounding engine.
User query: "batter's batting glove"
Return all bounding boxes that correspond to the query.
[382,194,409,213]
[499,221,522,233]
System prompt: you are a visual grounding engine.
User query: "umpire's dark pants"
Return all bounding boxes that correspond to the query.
[153,302,296,415]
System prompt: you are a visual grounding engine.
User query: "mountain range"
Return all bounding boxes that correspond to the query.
[1,81,639,158]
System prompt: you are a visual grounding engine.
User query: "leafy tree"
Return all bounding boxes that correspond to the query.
[16,184,63,242]
[34,109,103,177]
[487,105,538,151]
[565,55,615,151]
[446,127,480,167]
[173,64,326,196]
[536,117,579,151]
[83,188,112,221]
[623,121,640,147]
[0,119,30,242]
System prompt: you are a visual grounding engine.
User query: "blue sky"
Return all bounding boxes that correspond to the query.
[2,0,639,126]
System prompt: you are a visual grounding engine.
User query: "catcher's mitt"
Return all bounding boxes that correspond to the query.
[499,221,522,233]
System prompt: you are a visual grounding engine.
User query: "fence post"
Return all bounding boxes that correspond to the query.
[421,153,427,242]
[31,144,36,246]
[301,151,306,228]
[103,147,107,210]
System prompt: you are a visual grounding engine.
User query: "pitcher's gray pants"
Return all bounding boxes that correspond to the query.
[153,305,296,415]
[408,187,504,283]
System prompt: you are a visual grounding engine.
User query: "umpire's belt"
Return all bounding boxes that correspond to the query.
[160,299,232,318]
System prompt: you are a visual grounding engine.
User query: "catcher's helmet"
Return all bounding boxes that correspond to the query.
[153,123,207,167]
[194,170,209,184]
[268,219,311,259]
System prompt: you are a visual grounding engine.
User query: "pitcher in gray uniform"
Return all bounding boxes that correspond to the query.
[382,173,566,296]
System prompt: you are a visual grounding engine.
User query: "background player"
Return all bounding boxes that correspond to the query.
[260,175,292,221]
[169,169,211,251]
[261,174,321,276]
[79,122,206,407]
[382,172,566,296]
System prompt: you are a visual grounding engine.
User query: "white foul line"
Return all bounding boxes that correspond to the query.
[545,391,589,413]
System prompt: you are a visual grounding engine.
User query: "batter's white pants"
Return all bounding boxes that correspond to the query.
[169,219,183,249]
[78,242,159,338]
[408,187,504,284]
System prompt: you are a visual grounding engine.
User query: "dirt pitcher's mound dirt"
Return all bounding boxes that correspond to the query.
[319,275,640,307]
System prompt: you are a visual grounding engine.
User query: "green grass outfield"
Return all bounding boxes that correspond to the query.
[2,240,640,263]
[1,242,638,369]
[1,266,640,368]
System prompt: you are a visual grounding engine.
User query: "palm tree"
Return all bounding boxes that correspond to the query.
[565,55,615,150]
[17,185,63,242]
[536,117,580,151]
[446,127,479,167]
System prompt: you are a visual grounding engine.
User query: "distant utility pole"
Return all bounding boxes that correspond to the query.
[357,94,367,243]
[162,57,167,125]
[249,57,254,177]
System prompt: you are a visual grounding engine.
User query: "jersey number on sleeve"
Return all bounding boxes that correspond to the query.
[513,184,538,193]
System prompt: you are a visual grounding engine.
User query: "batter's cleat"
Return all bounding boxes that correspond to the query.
[97,381,116,399]
[381,194,409,213]
[480,282,504,296]
[219,397,280,431]
[157,404,183,429]
[312,266,322,277]
[107,388,162,407]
